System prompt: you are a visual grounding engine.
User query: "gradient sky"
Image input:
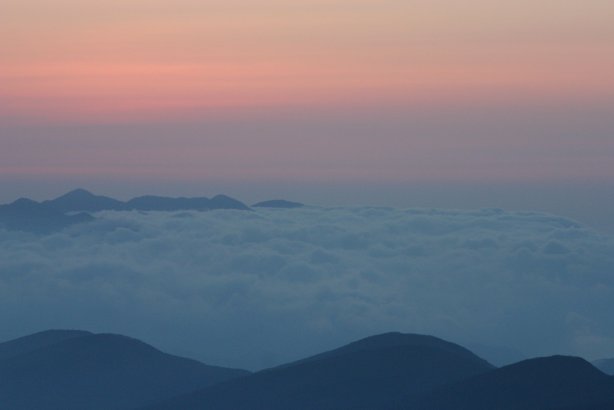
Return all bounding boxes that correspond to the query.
[1,0,614,227]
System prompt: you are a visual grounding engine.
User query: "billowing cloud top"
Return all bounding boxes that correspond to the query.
[1,206,613,369]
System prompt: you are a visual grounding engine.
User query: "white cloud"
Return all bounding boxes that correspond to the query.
[1,207,613,369]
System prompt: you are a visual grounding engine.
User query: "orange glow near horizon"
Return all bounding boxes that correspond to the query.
[2,0,613,122]
[2,59,613,122]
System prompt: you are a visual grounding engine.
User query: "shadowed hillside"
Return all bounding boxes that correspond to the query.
[0,331,250,410]
[411,356,614,410]
[0,329,92,361]
[3,330,614,410]
[144,332,494,410]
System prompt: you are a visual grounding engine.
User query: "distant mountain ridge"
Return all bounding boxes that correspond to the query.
[0,198,94,233]
[252,199,304,208]
[44,188,126,212]
[45,189,250,212]
[0,189,257,233]
[1,189,312,222]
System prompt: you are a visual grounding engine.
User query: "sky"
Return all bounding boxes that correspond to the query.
[2,0,614,230]
[1,1,613,207]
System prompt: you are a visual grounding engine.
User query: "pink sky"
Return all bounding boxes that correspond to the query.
[1,0,613,190]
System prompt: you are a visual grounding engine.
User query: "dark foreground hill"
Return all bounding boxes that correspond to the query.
[0,330,249,410]
[0,198,94,233]
[3,330,614,410]
[143,332,494,410]
[0,329,92,361]
[411,355,614,410]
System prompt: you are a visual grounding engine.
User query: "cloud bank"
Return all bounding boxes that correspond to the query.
[1,207,613,369]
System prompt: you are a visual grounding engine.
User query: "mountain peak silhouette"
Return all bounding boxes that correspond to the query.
[60,188,96,198]
[9,198,40,207]
[46,189,126,212]
[0,329,93,361]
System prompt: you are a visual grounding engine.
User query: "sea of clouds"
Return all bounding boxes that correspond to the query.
[1,206,613,369]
